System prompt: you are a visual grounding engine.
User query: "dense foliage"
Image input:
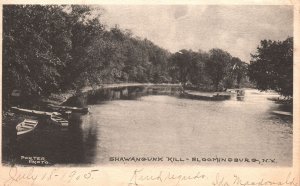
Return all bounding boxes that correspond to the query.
[3,5,170,97]
[248,37,293,97]
[3,5,250,105]
[169,49,249,91]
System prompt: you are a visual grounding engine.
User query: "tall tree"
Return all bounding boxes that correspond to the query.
[65,5,105,88]
[205,49,232,91]
[228,57,248,88]
[248,37,293,97]
[3,5,68,99]
[168,49,202,85]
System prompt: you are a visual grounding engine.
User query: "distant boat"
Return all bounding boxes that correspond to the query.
[47,104,89,114]
[50,115,69,127]
[183,90,231,101]
[236,89,245,97]
[16,119,38,135]
[272,111,292,116]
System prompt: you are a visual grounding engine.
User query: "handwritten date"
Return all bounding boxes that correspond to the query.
[4,166,99,186]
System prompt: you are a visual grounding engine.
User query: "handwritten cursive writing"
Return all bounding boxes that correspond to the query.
[212,173,230,186]
[128,170,298,186]
[233,172,297,186]
[3,166,99,186]
[128,168,207,186]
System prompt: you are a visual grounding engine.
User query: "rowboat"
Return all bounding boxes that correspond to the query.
[47,104,89,114]
[16,119,38,135]
[50,115,69,127]
[11,107,55,117]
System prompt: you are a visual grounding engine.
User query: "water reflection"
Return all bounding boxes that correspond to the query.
[4,89,292,166]
[237,96,245,101]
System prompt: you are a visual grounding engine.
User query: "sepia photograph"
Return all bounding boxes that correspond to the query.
[1,3,295,170]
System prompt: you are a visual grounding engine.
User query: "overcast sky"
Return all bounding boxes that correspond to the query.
[100,5,293,62]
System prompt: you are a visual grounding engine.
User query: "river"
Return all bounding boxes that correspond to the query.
[10,89,292,166]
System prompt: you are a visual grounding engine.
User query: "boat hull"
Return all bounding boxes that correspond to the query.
[50,115,69,127]
[48,104,89,114]
[182,91,231,101]
[16,119,38,136]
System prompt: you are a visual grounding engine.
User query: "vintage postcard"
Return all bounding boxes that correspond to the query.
[0,0,299,186]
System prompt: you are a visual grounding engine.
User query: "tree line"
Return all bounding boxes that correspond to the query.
[3,5,292,106]
[3,5,172,100]
[169,49,249,91]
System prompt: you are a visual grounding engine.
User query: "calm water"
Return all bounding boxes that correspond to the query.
[8,89,292,166]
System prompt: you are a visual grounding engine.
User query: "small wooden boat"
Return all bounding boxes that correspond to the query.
[272,111,292,116]
[50,115,69,127]
[16,119,38,135]
[11,107,53,117]
[48,104,89,114]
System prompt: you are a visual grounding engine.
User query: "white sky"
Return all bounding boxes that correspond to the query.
[100,5,293,63]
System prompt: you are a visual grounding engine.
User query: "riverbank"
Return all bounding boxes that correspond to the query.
[3,83,183,124]
[267,97,293,105]
[41,83,183,106]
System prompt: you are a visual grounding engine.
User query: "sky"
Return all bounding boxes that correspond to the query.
[99,5,293,63]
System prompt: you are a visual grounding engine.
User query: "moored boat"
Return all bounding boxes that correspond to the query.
[272,111,292,116]
[50,115,69,127]
[47,104,89,114]
[11,107,53,117]
[183,90,231,101]
[16,119,38,135]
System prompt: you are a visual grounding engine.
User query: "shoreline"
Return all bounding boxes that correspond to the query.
[42,83,183,106]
